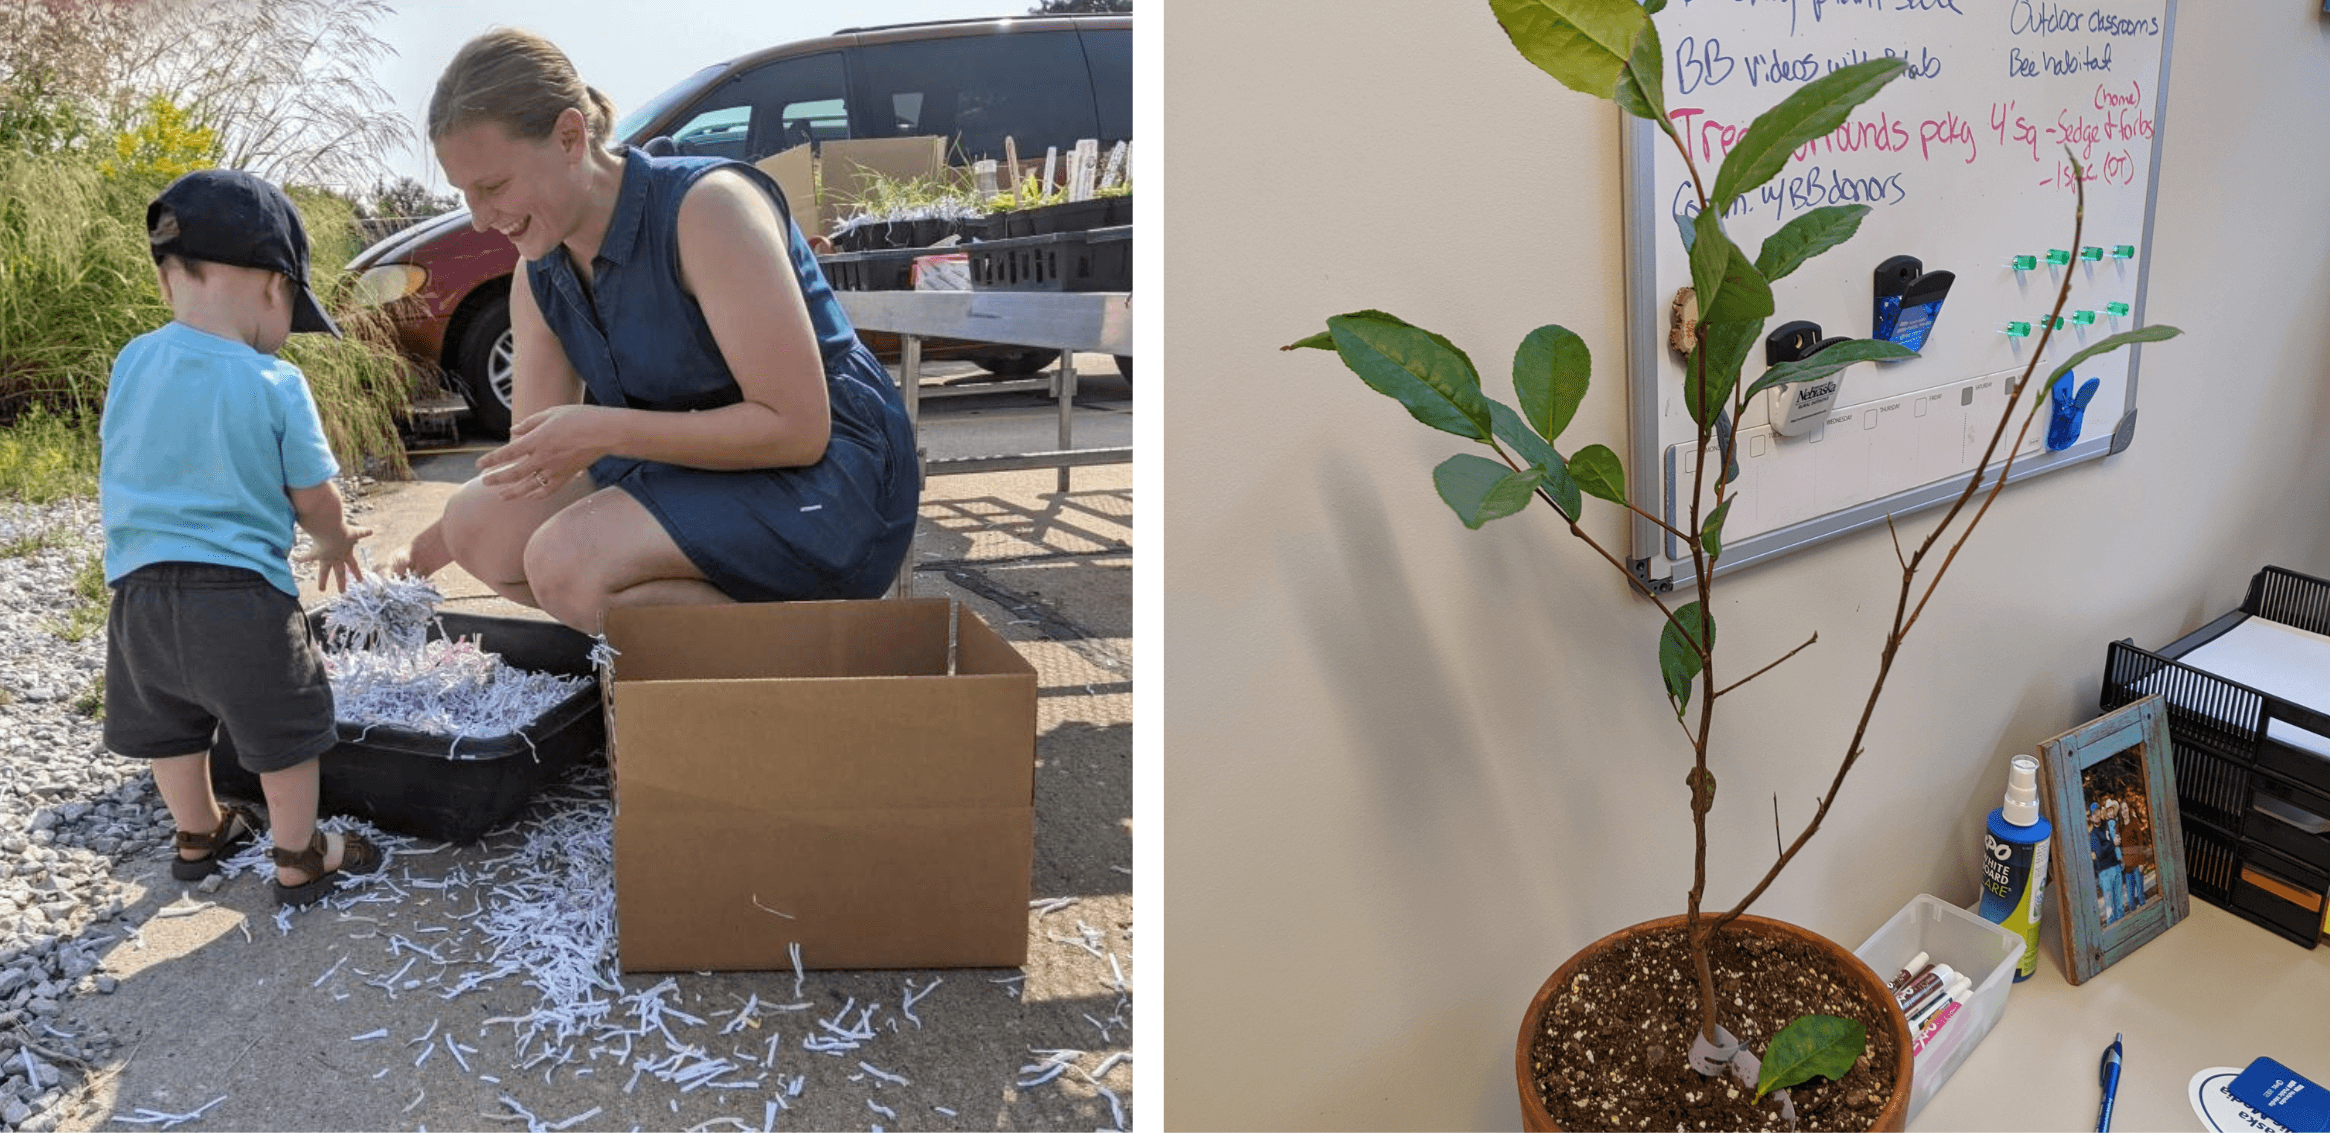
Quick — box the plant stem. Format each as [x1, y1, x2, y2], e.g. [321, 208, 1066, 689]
[1713, 158, 2091, 930]
[1711, 633, 1818, 700]
[1671, 114, 1725, 1049]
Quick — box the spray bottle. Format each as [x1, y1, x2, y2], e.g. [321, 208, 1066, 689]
[1976, 754, 2052, 981]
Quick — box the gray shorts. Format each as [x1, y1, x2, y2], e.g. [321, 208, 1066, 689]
[103, 562, 337, 774]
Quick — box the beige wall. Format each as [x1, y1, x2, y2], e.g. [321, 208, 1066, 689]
[1162, 0, 2330, 1131]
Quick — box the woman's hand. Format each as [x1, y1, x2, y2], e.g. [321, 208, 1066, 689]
[478, 405, 620, 500]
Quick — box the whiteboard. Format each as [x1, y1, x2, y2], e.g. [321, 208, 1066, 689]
[1621, 0, 2176, 592]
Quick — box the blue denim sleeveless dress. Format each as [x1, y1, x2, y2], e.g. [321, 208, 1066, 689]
[526, 147, 918, 601]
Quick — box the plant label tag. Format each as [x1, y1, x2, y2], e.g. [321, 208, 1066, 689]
[2227, 1057, 2330, 1132]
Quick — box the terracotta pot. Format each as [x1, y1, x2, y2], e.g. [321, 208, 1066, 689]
[1515, 913, 1913, 1132]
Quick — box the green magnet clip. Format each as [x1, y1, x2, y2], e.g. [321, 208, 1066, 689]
[2009, 254, 2038, 271]
[2045, 249, 2072, 266]
[2038, 315, 2065, 330]
[2003, 321, 2032, 337]
[2112, 244, 2136, 259]
[2105, 301, 2131, 317]
[2079, 246, 2105, 262]
[2071, 310, 2096, 326]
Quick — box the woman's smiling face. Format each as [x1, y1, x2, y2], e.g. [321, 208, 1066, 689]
[436, 112, 585, 261]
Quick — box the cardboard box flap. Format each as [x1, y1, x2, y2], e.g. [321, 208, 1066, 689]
[606, 600, 952, 683]
[752, 143, 817, 236]
[957, 606, 1038, 678]
[820, 135, 949, 216]
[614, 675, 1034, 810]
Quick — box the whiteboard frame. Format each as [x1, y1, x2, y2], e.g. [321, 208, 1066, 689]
[1621, 1, 2178, 595]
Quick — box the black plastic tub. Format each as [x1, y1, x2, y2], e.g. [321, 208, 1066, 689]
[966, 225, 1131, 293]
[210, 610, 604, 844]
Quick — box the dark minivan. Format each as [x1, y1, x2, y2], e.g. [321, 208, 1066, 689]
[349, 14, 1131, 435]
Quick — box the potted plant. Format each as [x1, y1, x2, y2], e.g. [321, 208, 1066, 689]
[1287, 0, 2179, 1131]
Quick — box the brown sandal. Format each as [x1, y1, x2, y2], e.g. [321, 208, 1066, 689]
[171, 803, 264, 881]
[270, 829, 384, 907]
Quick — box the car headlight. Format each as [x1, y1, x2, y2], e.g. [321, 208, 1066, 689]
[353, 263, 427, 307]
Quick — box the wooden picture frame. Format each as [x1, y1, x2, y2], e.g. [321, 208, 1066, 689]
[2038, 694, 2190, 985]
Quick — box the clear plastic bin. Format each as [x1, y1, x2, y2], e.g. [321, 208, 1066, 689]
[1852, 894, 2026, 1126]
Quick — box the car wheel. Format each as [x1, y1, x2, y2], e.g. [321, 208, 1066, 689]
[967, 349, 1060, 379]
[452, 294, 515, 439]
[1114, 355, 1132, 384]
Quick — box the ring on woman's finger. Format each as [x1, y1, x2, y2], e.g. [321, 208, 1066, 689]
[534, 471, 549, 490]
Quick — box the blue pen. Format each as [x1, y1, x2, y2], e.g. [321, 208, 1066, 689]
[2098, 1033, 2123, 1132]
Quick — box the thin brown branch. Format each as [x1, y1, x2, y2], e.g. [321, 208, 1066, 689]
[1627, 499, 1693, 544]
[1716, 161, 2093, 931]
[1711, 632, 1819, 700]
[1886, 514, 1907, 571]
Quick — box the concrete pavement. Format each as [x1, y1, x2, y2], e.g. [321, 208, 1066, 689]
[46, 357, 1133, 1132]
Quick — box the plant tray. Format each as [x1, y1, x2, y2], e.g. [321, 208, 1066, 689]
[966, 226, 1130, 293]
[210, 610, 605, 844]
[817, 250, 920, 293]
[998, 199, 1111, 238]
[2098, 564, 2330, 947]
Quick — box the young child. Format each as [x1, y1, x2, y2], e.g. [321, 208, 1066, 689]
[100, 168, 385, 906]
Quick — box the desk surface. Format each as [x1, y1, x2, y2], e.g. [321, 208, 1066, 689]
[1912, 898, 2330, 1132]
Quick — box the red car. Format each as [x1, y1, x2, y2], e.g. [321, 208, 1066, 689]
[348, 13, 1131, 436]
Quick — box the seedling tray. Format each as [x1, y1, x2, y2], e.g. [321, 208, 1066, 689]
[2099, 565, 2330, 947]
[210, 610, 604, 844]
[966, 225, 1130, 293]
[998, 199, 1110, 238]
[817, 249, 919, 293]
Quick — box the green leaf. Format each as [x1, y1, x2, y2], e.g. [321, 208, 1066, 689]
[1757, 1015, 1867, 1100]
[1641, 0, 1666, 11]
[1434, 455, 1543, 529]
[1741, 338, 1917, 405]
[1285, 330, 1336, 351]
[1684, 318, 1762, 429]
[1326, 310, 1494, 441]
[1514, 324, 1592, 444]
[1613, 21, 1670, 135]
[1690, 210, 1773, 328]
[1709, 57, 1910, 213]
[2039, 325, 2183, 399]
[1488, 0, 1650, 100]
[1658, 601, 1715, 704]
[1490, 399, 1582, 522]
[1754, 205, 1870, 282]
[1702, 496, 1733, 560]
[1569, 443, 1626, 505]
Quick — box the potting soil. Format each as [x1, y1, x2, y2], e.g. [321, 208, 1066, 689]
[1526, 925, 1899, 1132]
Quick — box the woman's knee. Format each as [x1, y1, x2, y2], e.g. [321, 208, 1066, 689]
[521, 519, 602, 629]
[441, 479, 521, 576]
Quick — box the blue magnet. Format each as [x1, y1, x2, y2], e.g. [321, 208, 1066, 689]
[2048, 374, 2100, 450]
[1873, 256, 1953, 353]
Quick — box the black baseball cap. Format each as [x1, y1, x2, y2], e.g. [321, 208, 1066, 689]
[147, 169, 340, 338]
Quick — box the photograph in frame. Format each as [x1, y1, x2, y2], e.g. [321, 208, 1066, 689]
[2039, 694, 2190, 985]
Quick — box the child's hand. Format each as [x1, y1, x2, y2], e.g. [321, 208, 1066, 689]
[300, 525, 375, 593]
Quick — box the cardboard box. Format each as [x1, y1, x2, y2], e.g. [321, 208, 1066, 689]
[753, 143, 818, 238]
[755, 135, 955, 242]
[603, 598, 1036, 972]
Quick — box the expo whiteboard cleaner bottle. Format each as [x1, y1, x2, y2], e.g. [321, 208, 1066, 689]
[1976, 754, 2052, 982]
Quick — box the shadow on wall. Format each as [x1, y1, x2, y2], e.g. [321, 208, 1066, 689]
[1289, 450, 1604, 944]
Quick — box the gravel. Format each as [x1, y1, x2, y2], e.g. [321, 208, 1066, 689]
[0, 496, 157, 1117]
[0, 485, 378, 1121]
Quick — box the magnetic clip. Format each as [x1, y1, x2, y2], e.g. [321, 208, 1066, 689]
[2048, 374, 2100, 450]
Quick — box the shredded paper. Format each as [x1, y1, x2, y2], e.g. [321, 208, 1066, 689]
[319, 574, 588, 743]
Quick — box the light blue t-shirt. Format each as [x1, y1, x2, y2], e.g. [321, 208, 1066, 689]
[100, 322, 339, 598]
